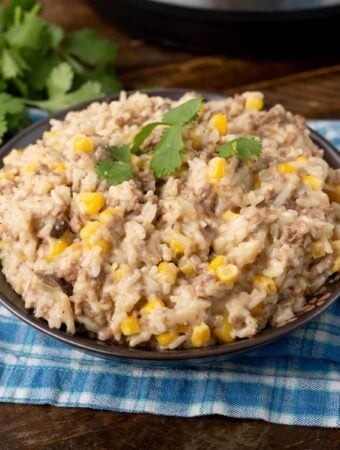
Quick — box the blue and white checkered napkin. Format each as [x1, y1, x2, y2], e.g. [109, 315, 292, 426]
[0, 121, 339, 427]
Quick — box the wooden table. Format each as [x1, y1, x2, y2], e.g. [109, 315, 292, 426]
[1, 1, 340, 448]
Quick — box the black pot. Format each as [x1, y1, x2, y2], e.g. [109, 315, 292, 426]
[88, 0, 340, 55]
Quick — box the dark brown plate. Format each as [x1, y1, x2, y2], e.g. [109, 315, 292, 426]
[0, 89, 339, 366]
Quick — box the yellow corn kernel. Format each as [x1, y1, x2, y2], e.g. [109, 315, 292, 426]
[222, 210, 239, 222]
[209, 255, 226, 272]
[25, 163, 37, 173]
[324, 184, 340, 203]
[302, 175, 321, 190]
[140, 297, 165, 315]
[18, 252, 27, 262]
[180, 264, 196, 276]
[83, 237, 109, 251]
[157, 262, 179, 285]
[179, 258, 196, 276]
[331, 240, 340, 256]
[80, 221, 101, 241]
[278, 163, 297, 175]
[211, 113, 228, 135]
[296, 156, 308, 163]
[170, 239, 185, 255]
[80, 220, 108, 250]
[78, 192, 105, 215]
[53, 162, 66, 174]
[93, 240, 110, 252]
[73, 136, 94, 153]
[251, 304, 263, 316]
[215, 264, 239, 284]
[213, 317, 234, 343]
[156, 331, 178, 346]
[254, 275, 277, 295]
[47, 238, 70, 262]
[208, 157, 227, 181]
[333, 256, 340, 272]
[245, 95, 264, 111]
[99, 208, 123, 223]
[0, 173, 15, 181]
[191, 323, 211, 347]
[121, 316, 141, 336]
[113, 263, 131, 281]
[170, 233, 195, 256]
[199, 104, 205, 114]
[177, 324, 189, 334]
[311, 240, 326, 259]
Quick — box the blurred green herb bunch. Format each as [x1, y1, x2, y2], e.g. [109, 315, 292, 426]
[0, 0, 121, 145]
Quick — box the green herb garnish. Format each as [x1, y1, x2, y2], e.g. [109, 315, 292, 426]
[96, 145, 133, 186]
[96, 98, 203, 185]
[0, 92, 30, 144]
[162, 97, 202, 125]
[131, 122, 164, 153]
[150, 124, 184, 177]
[0, 0, 121, 145]
[27, 63, 103, 112]
[218, 136, 262, 160]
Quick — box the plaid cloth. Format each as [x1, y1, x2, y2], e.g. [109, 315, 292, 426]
[0, 121, 339, 427]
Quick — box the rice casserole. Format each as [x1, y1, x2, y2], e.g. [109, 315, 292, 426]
[0, 91, 339, 349]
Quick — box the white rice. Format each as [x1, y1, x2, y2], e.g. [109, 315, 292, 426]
[0, 91, 339, 349]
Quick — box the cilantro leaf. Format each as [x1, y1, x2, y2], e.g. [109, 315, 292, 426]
[64, 29, 118, 66]
[47, 23, 64, 48]
[150, 124, 184, 177]
[11, 77, 29, 97]
[163, 98, 202, 125]
[0, 115, 7, 144]
[46, 62, 73, 98]
[5, 107, 30, 136]
[0, 0, 122, 145]
[5, 15, 46, 49]
[0, 77, 7, 92]
[51, 80, 103, 109]
[96, 159, 133, 186]
[131, 98, 203, 153]
[96, 98, 204, 185]
[0, 93, 24, 115]
[96, 145, 133, 185]
[218, 136, 262, 160]
[26, 52, 60, 91]
[0, 35, 6, 53]
[1, 0, 37, 28]
[106, 144, 131, 163]
[27, 80, 103, 113]
[131, 122, 164, 153]
[85, 68, 122, 94]
[0, 93, 28, 141]
[1, 48, 22, 78]
[218, 140, 237, 159]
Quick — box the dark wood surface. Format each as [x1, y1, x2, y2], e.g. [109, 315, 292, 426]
[1, 1, 339, 449]
[0, 404, 339, 450]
